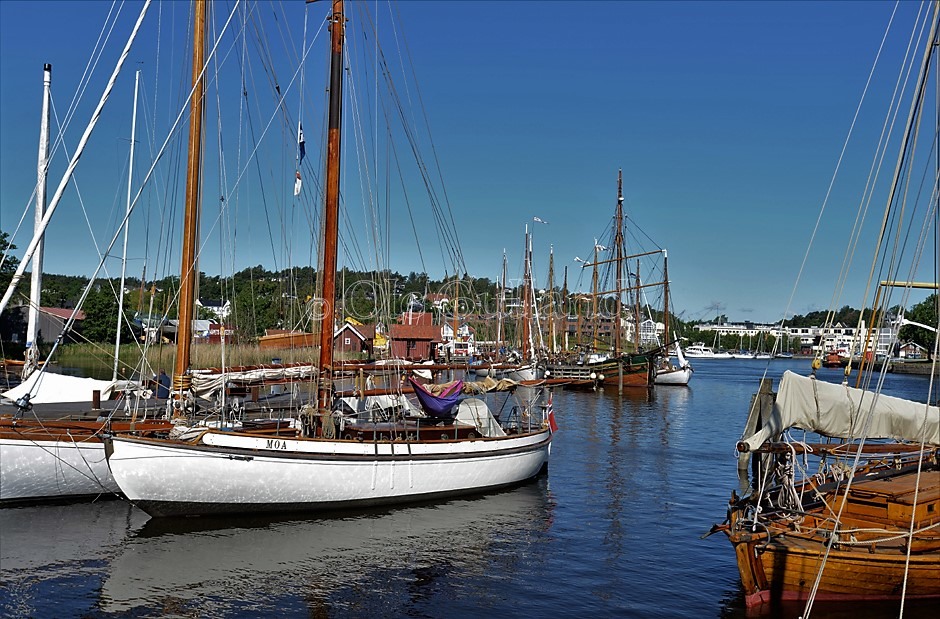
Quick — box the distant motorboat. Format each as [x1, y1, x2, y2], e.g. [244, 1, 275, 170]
[683, 343, 733, 359]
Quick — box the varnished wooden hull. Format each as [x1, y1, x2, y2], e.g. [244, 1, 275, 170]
[730, 531, 940, 607]
[546, 356, 652, 388]
[724, 465, 940, 608]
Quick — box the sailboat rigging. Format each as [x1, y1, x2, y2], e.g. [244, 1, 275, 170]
[545, 170, 673, 390]
[106, 0, 555, 518]
[713, 3, 940, 610]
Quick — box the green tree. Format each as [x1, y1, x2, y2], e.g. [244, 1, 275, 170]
[0, 231, 25, 344]
[0, 230, 19, 293]
[81, 286, 133, 344]
[899, 294, 938, 358]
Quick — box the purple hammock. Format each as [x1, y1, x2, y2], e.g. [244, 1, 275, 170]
[408, 377, 463, 418]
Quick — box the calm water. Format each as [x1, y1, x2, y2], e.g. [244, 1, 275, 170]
[1, 359, 936, 618]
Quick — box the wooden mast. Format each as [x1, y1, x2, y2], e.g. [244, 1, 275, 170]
[521, 226, 531, 359]
[590, 243, 599, 352]
[613, 169, 624, 356]
[173, 0, 207, 392]
[316, 0, 345, 419]
[634, 259, 641, 349]
[662, 250, 670, 348]
[562, 265, 569, 352]
[497, 252, 507, 356]
[452, 273, 459, 361]
[546, 245, 555, 354]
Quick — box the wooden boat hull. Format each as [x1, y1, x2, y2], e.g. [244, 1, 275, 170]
[0, 418, 172, 504]
[724, 464, 940, 608]
[258, 330, 316, 350]
[729, 532, 940, 607]
[108, 428, 552, 517]
[546, 356, 652, 388]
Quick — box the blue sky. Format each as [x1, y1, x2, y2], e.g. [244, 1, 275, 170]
[1, 1, 935, 324]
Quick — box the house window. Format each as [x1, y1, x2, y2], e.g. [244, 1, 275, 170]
[344, 338, 351, 345]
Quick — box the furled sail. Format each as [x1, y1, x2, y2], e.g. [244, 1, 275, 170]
[740, 370, 939, 451]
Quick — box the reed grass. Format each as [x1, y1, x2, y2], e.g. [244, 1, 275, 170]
[56, 342, 324, 378]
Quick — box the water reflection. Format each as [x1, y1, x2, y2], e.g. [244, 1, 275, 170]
[98, 480, 553, 616]
[0, 501, 146, 617]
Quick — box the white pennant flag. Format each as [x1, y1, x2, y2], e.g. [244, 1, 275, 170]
[293, 171, 302, 196]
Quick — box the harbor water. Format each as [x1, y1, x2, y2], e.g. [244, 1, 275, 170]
[1, 358, 936, 618]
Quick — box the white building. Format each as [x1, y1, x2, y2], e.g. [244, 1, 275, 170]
[441, 322, 476, 359]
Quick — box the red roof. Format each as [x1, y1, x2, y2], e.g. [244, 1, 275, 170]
[398, 311, 433, 326]
[390, 323, 441, 341]
[335, 323, 376, 340]
[41, 307, 85, 321]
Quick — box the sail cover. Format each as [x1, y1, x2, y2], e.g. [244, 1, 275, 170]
[1, 370, 119, 404]
[741, 370, 940, 450]
[409, 377, 462, 418]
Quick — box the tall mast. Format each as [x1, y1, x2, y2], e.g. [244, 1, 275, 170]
[546, 245, 555, 355]
[590, 244, 598, 351]
[634, 258, 641, 349]
[521, 225, 531, 359]
[497, 252, 507, 354]
[23, 63, 52, 380]
[562, 265, 569, 352]
[113, 69, 140, 382]
[613, 170, 624, 356]
[317, 0, 345, 417]
[452, 274, 459, 359]
[173, 0, 207, 391]
[662, 250, 670, 348]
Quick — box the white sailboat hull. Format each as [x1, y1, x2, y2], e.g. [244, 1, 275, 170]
[654, 367, 692, 385]
[108, 429, 552, 517]
[0, 437, 119, 503]
[505, 364, 542, 382]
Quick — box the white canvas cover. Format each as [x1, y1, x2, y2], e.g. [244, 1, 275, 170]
[1, 370, 118, 404]
[741, 370, 940, 450]
[455, 398, 506, 437]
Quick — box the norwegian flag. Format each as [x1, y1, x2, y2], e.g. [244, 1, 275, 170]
[546, 393, 558, 433]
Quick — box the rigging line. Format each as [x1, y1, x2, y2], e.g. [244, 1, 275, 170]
[0, 0, 153, 317]
[53, 1, 123, 162]
[219, 12, 329, 283]
[853, 9, 939, 373]
[387, 0, 466, 276]
[218, 24, 325, 228]
[2, 0, 243, 359]
[878, 126, 940, 338]
[886, 108, 940, 276]
[823, 5, 928, 342]
[777, 0, 903, 339]
[4, 20, 128, 273]
[865, 12, 940, 380]
[819, 5, 928, 370]
[360, 14, 463, 277]
[247, 7, 295, 288]
[209, 4, 231, 382]
[345, 39, 394, 278]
